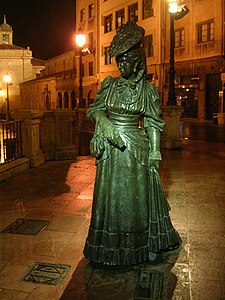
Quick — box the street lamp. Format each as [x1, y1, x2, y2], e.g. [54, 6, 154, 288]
[75, 28, 86, 108]
[167, 1, 189, 105]
[3, 73, 12, 121]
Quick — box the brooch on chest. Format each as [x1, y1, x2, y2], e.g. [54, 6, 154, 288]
[115, 79, 143, 105]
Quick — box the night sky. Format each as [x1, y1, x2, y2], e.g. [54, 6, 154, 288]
[0, 0, 76, 60]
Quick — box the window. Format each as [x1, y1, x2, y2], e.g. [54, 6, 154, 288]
[80, 9, 85, 23]
[128, 3, 138, 22]
[89, 62, 94, 76]
[104, 46, 112, 65]
[143, 0, 153, 19]
[89, 3, 94, 18]
[197, 20, 214, 44]
[2, 34, 9, 44]
[175, 28, 184, 48]
[88, 32, 94, 51]
[143, 34, 154, 57]
[104, 14, 113, 33]
[116, 9, 125, 29]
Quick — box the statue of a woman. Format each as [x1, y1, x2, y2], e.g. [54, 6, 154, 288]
[83, 22, 181, 265]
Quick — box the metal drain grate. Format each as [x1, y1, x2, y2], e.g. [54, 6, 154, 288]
[135, 270, 164, 300]
[1, 218, 50, 235]
[24, 262, 71, 285]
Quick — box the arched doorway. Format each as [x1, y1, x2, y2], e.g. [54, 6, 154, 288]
[57, 92, 62, 108]
[46, 95, 50, 110]
[71, 91, 76, 110]
[88, 90, 95, 107]
[64, 91, 69, 108]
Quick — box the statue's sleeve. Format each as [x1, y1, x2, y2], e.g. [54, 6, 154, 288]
[86, 76, 114, 122]
[144, 82, 165, 161]
[143, 82, 165, 132]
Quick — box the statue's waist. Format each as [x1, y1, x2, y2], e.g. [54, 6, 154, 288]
[108, 111, 140, 127]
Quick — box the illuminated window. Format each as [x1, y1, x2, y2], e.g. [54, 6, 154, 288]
[175, 28, 184, 47]
[197, 20, 214, 43]
[89, 62, 94, 76]
[116, 9, 125, 29]
[80, 9, 85, 23]
[143, 34, 154, 57]
[104, 14, 113, 33]
[128, 3, 138, 22]
[143, 0, 153, 19]
[3, 34, 9, 44]
[89, 3, 94, 18]
[104, 46, 112, 65]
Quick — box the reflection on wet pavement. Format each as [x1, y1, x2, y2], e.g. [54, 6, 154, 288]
[0, 137, 225, 299]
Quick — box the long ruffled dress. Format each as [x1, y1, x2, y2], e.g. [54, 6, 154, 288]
[83, 76, 181, 265]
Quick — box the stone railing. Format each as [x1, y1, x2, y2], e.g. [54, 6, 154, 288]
[40, 109, 77, 161]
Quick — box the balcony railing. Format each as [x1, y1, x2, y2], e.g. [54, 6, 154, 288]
[0, 121, 23, 165]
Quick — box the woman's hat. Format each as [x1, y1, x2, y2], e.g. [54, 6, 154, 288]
[109, 22, 145, 57]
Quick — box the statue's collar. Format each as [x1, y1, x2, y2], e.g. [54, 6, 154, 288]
[117, 76, 143, 89]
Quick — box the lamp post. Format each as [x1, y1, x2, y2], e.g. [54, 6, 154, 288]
[75, 28, 86, 108]
[167, 1, 189, 105]
[167, 1, 177, 105]
[162, 1, 190, 149]
[3, 73, 12, 122]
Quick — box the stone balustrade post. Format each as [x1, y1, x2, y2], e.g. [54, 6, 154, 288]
[161, 106, 183, 149]
[54, 109, 76, 160]
[40, 109, 77, 160]
[11, 111, 45, 167]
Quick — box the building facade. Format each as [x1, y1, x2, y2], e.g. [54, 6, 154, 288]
[75, 0, 225, 120]
[20, 0, 224, 121]
[0, 16, 45, 114]
[162, 0, 225, 120]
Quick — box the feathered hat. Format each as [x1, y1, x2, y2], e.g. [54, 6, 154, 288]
[109, 22, 145, 57]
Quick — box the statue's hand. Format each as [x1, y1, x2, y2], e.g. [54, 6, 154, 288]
[101, 118, 125, 148]
[90, 133, 105, 158]
[102, 118, 117, 143]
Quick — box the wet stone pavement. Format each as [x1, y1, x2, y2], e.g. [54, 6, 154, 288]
[0, 138, 225, 299]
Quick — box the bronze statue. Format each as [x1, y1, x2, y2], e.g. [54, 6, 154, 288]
[83, 22, 181, 265]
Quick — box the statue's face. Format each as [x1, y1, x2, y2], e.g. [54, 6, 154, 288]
[116, 55, 136, 79]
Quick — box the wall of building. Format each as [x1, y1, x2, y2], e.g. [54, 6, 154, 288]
[161, 0, 224, 119]
[0, 15, 45, 114]
[14, 0, 225, 121]
[20, 49, 98, 111]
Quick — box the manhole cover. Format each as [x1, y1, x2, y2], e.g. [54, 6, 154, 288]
[1, 218, 50, 235]
[135, 270, 164, 300]
[24, 262, 71, 285]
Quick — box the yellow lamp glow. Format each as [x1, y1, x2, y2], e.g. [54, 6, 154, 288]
[0, 89, 5, 97]
[168, 1, 178, 13]
[3, 73, 11, 83]
[75, 30, 86, 48]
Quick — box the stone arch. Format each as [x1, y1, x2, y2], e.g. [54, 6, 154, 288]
[71, 91, 76, 110]
[57, 92, 62, 108]
[88, 90, 95, 107]
[64, 91, 69, 108]
[46, 94, 50, 110]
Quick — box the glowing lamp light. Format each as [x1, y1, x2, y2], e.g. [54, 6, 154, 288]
[0, 89, 5, 97]
[169, 1, 178, 13]
[75, 30, 86, 48]
[3, 73, 11, 84]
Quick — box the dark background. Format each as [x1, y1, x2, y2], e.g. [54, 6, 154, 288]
[0, 0, 76, 60]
